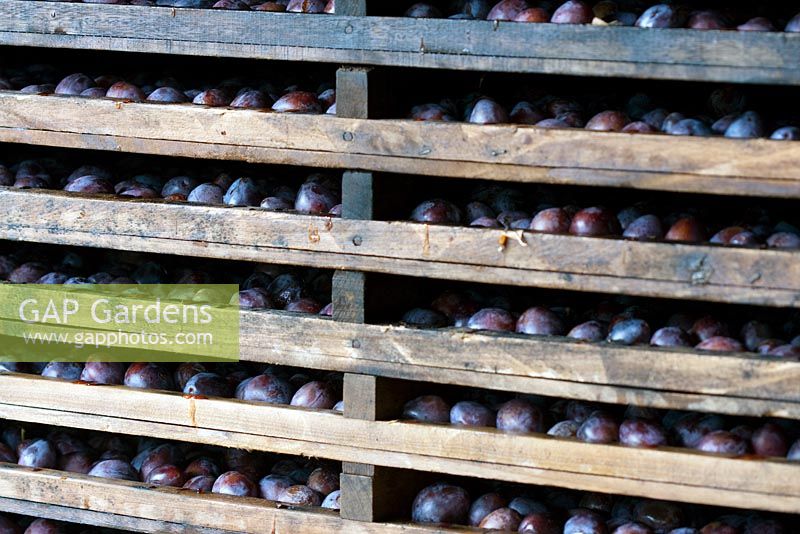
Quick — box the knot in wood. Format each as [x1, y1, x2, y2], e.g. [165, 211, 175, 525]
[342, 131, 354, 142]
[352, 235, 363, 246]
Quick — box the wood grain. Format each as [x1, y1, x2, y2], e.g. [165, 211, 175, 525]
[1, 375, 799, 512]
[1, 94, 799, 198]
[0, 189, 798, 307]
[2, 2, 800, 83]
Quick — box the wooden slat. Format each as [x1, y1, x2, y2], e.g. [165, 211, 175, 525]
[238, 311, 800, 418]
[0, 497, 237, 534]
[0, 189, 798, 307]
[0, 375, 799, 512]
[1, 94, 799, 198]
[2, 2, 800, 83]
[0, 464, 470, 534]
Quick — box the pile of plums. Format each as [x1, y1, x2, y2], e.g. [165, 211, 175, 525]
[0, 156, 341, 214]
[0, 66, 334, 114]
[21, 360, 344, 412]
[411, 481, 791, 532]
[59, 0, 336, 12]
[410, 85, 799, 140]
[402, 0, 800, 32]
[401, 389, 800, 459]
[0, 245, 333, 313]
[408, 187, 800, 249]
[0, 514, 106, 534]
[400, 288, 800, 358]
[0, 422, 341, 510]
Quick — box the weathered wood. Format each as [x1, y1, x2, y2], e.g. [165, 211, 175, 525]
[1, 189, 798, 307]
[237, 311, 800, 417]
[1, 93, 799, 197]
[1, 376, 800, 512]
[0, 464, 476, 534]
[3, 2, 800, 83]
[2, 126, 799, 199]
[336, 0, 367, 16]
[0, 497, 237, 534]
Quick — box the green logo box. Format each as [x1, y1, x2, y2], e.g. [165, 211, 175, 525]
[0, 284, 240, 363]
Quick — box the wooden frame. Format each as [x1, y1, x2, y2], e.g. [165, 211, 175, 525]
[3, 1, 800, 84]
[1, 92, 800, 198]
[1, 188, 798, 307]
[1, 373, 799, 513]
[0, 464, 470, 534]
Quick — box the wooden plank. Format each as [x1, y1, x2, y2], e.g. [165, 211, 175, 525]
[0, 377, 799, 512]
[1, 93, 799, 195]
[0, 497, 237, 534]
[0, 464, 470, 534]
[2, 2, 800, 83]
[0, 189, 798, 307]
[237, 311, 800, 416]
[2, 127, 798, 199]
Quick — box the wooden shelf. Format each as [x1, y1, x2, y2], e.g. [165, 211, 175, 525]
[3, 1, 800, 84]
[1, 92, 798, 198]
[0, 463, 464, 534]
[1, 373, 798, 513]
[2, 188, 799, 307]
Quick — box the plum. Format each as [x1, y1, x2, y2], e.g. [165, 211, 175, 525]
[510, 102, 545, 124]
[551, 0, 592, 24]
[184, 457, 220, 479]
[291, 380, 337, 409]
[230, 90, 270, 109]
[695, 430, 749, 455]
[665, 217, 706, 242]
[515, 7, 549, 22]
[80, 87, 108, 98]
[548, 420, 580, 438]
[20, 84, 55, 94]
[261, 196, 295, 211]
[55, 73, 96, 95]
[272, 92, 322, 113]
[183, 372, 232, 397]
[235, 288, 274, 310]
[285, 298, 323, 314]
[213, 0, 250, 8]
[623, 215, 663, 240]
[321, 489, 341, 509]
[667, 119, 712, 137]
[88, 459, 138, 481]
[213, 471, 258, 496]
[687, 10, 728, 30]
[183, 475, 215, 492]
[0, 443, 16, 463]
[18, 439, 56, 468]
[519, 512, 561, 534]
[450, 401, 494, 427]
[286, 0, 325, 12]
[307, 467, 339, 495]
[404, 3, 442, 17]
[607, 319, 651, 345]
[786, 13, 800, 32]
[295, 182, 338, 214]
[162, 176, 199, 197]
[696, 336, 744, 352]
[479, 507, 522, 530]
[125, 362, 175, 390]
[224, 177, 262, 206]
[22, 519, 65, 534]
[635, 5, 685, 28]
[36, 272, 69, 284]
[467, 308, 516, 332]
[496, 398, 543, 433]
[237, 374, 293, 404]
[411, 103, 456, 122]
[487, 0, 531, 21]
[568, 320, 606, 342]
[516, 307, 564, 336]
[613, 523, 654, 534]
[577, 412, 619, 443]
[619, 419, 666, 448]
[530, 208, 571, 234]
[59, 451, 94, 474]
[622, 122, 657, 134]
[770, 126, 800, 140]
[411, 483, 470, 524]
[192, 89, 231, 107]
[751, 423, 788, 457]
[402, 308, 449, 328]
[468, 492, 507, 526]
[468, 98, 509, 124]
[690, 316, 728, 341]
[278, 485, 322, 505]
[650, 327, 693, 348]
[737, 17, 775, 32]
[260, 474, 294, 500]
[564, 510, 608, 534]
[586, 111, 629, 132]
[570, 207, 621, 236]
[725, 112, 765, 139]
[403, 395, 450, 423]
[187, 183, 224, 204]
[634, 501, 683, 531]
[106, 82, 146, 102]
[147, 87, 189, 103]
[41, 362, 84, 380]
[147, 464, 186, 487]
[767, 232, 800, 249]
[8, 262, 49, 283]
[64, 175, 114, 194]
[80, 362, 126, 384]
